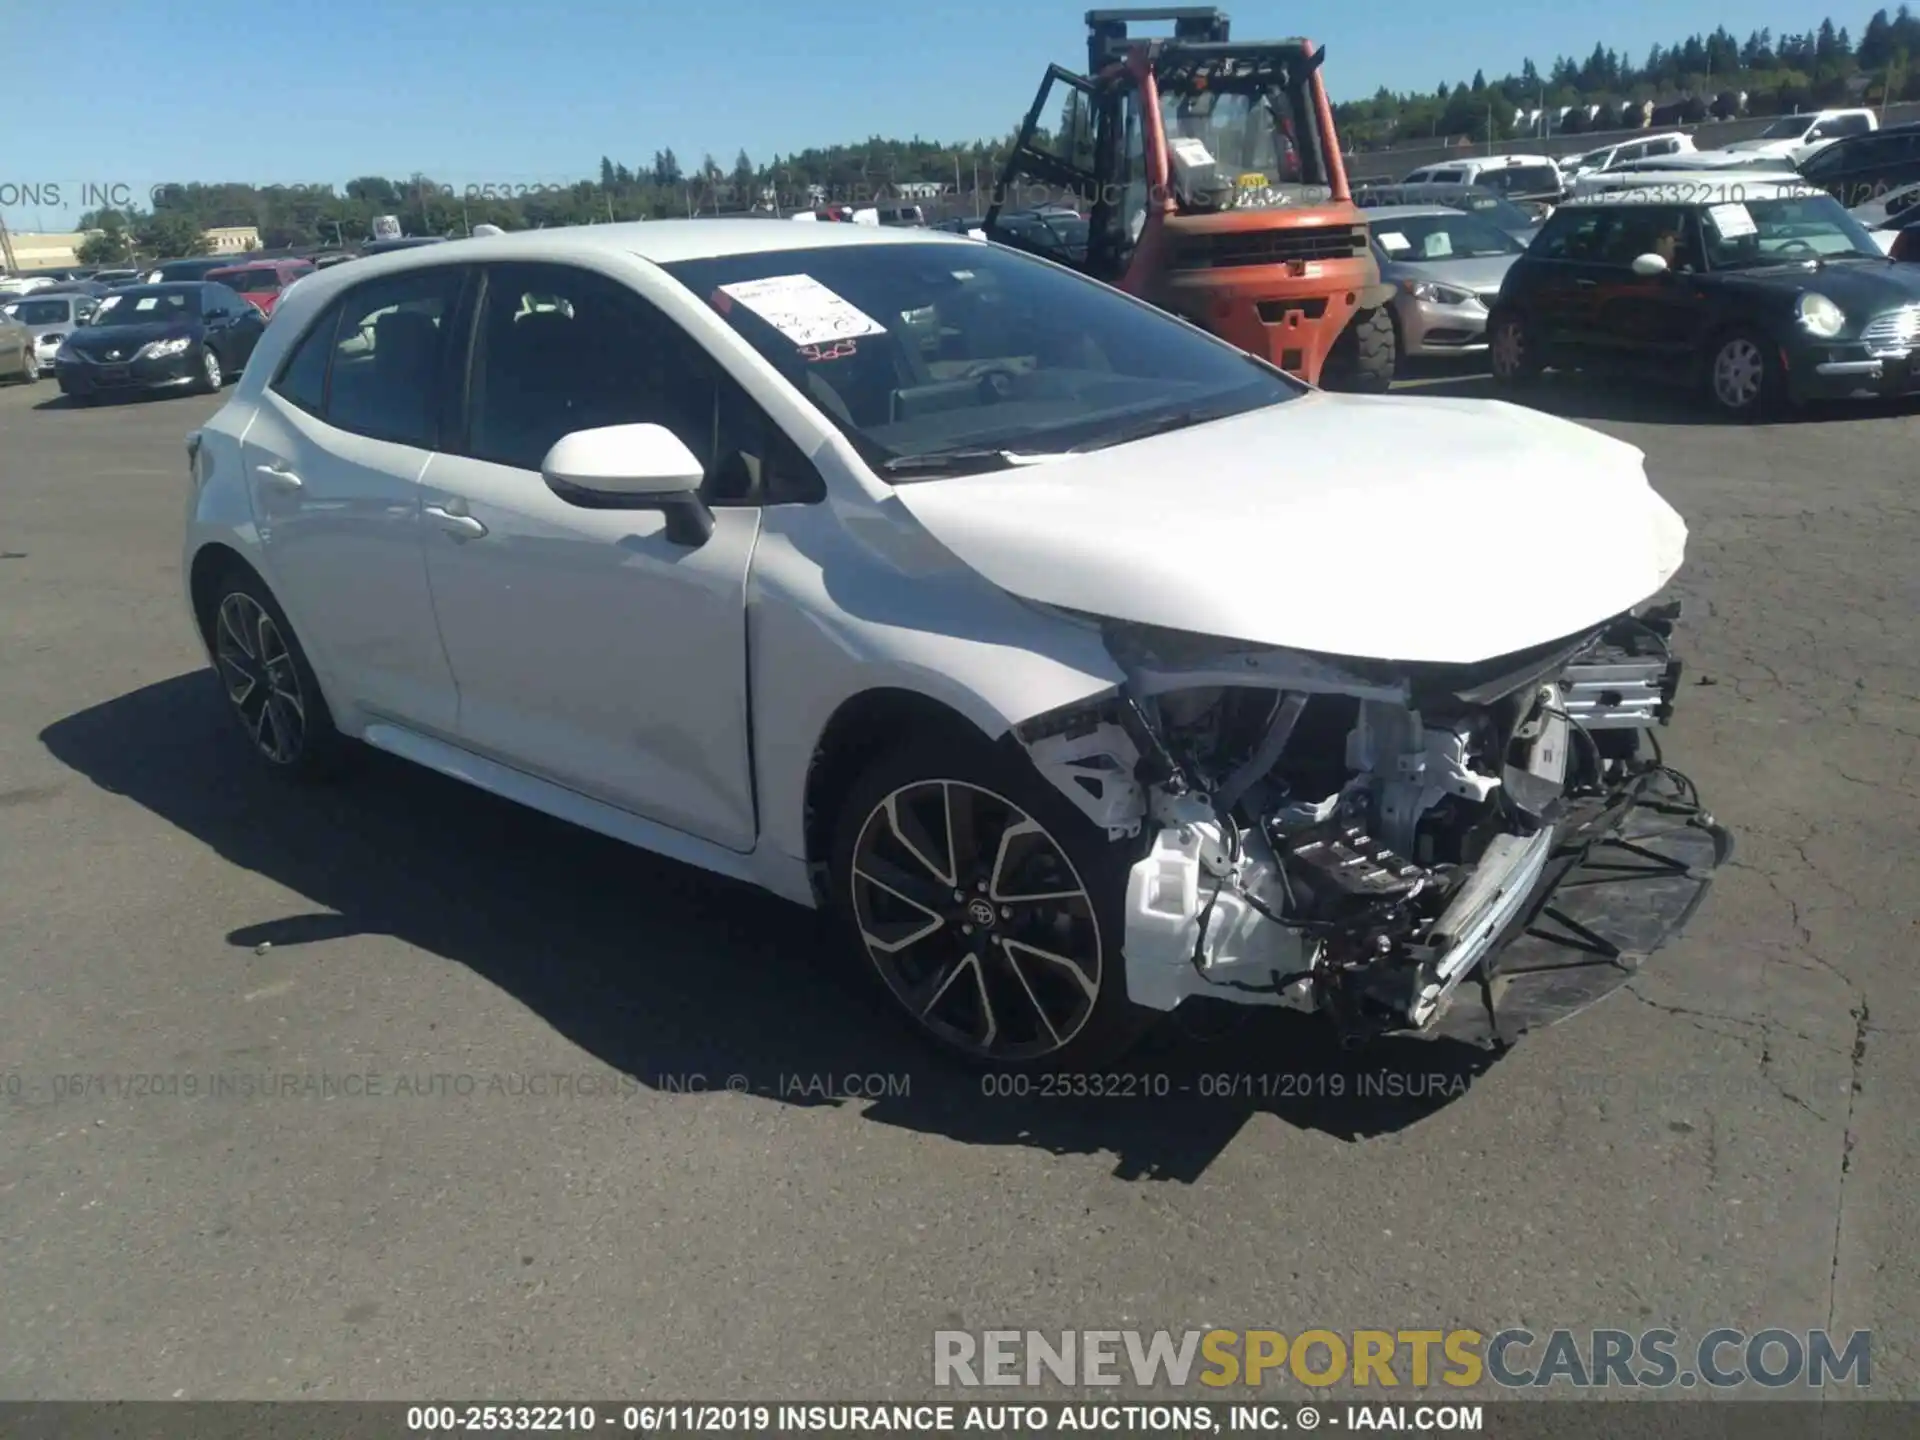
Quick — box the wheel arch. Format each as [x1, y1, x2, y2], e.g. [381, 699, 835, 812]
[801, 686, 1001, 895]
[187, 541, 260, 651]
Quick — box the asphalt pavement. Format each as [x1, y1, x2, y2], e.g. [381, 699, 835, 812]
[0, 373, 1915, 1401]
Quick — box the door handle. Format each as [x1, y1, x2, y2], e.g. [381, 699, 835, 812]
[1574, 278, 1599, 288]
[254, 462, 302, 491]
[424, 505, 487, 540]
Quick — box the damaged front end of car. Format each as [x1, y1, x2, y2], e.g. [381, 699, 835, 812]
[1015, 605, 1731, 1048]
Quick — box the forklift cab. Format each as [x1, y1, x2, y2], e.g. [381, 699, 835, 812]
[983, 8, 1393, 389]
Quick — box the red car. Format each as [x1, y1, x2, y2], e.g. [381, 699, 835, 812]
[203, 258, 316, 317]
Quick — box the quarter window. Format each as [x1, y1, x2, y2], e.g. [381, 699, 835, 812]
[270, 301, 341, 415]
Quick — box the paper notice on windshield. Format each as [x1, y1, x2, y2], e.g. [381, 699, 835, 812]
[716, 274, 887, 348]
[1707, 202, 1757, 238]
[1168, 137, 1216, 170]
[1377, 231, 1411, 253]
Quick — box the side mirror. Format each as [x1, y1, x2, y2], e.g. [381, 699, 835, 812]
[540, 423, 713, 546]
[1631, 253, 1670, 277]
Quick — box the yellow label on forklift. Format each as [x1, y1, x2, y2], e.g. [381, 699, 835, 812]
[1237, 172, 1267, 188]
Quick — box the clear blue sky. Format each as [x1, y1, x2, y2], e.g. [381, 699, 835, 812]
[3, 0, 1873, 230]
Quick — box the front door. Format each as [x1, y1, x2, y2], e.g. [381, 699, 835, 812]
[418, 260, 761, 851]
[241, 266, 467, 734]
[987, 66, 1102, 268]
[1588, 205, 1709, 376]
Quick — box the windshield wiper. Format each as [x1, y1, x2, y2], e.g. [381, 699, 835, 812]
[1066, 406, 1238, 455]
[880, 448, 1062, 476]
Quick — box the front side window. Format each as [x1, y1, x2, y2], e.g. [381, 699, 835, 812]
[463, 261, 718, 474]
[324, 267, 463, 447]
[1760, 116, 1815, 139]
[662, 240, 1300, 476]
[1531, 208, 1612, 261]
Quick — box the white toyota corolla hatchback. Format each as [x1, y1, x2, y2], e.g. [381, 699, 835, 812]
[182, 219, 1726, 1069]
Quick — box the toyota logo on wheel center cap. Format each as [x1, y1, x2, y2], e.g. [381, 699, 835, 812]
[966, 898, 996, 928]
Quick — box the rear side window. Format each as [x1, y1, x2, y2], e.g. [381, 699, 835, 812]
[324, 268, 465, 448]
[271, 303, 341, 415]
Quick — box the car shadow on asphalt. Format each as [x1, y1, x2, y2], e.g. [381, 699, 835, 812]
[40, 673, 1504, 1179]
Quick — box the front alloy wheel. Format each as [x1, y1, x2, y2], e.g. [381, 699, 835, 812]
[199, 346, 224, 392]
[215, 591, 306, 765]
[849, 778, 1104, 1064]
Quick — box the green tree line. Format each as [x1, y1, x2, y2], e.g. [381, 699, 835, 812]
[73, 6, 1920, 259]
[1338, 5, 1920, 146]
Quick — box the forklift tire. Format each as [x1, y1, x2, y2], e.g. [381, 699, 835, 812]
[1322, 307, 1395, 394]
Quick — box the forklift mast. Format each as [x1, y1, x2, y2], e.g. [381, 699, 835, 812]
[1085, 7, 1231, 72]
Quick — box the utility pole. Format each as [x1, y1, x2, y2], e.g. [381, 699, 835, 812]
[0, 211, 17, 272]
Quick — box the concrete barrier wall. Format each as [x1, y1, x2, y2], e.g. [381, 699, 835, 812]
[1343, 102, 1920, 183]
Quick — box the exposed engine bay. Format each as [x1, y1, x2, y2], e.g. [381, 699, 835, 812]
[1017, 606, 1724, 1046]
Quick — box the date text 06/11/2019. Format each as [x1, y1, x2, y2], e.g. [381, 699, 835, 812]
[403, 1403, 1483, 1434]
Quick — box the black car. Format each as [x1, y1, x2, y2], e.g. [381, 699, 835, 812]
[1355, 182, 1542, 243]
[147, 255, 255, 284]
[1796, 122, 1920, 210]
[54, 281, 266, 404]
[1486, 184, 1920, 418]
[985, 209, 1090, 264]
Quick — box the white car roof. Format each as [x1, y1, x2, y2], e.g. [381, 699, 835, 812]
[451, 218, 968, 266]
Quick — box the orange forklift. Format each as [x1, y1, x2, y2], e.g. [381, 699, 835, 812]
[985, 7, 1395, 390]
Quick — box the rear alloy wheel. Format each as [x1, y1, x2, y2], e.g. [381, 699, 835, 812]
[1488, 311, 1541, 387]
[832, 738, 1146, 1069]
[208, 568, 349, 780]
[1706, 329, 1782, 420]
[197, 346, 223, 394]
[20, 348, 39, 383]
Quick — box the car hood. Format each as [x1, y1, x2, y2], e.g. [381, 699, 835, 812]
[1721, 256, 1920, 308]
[890, 393, 1688, 666]
[1382, 253, 1517, 297]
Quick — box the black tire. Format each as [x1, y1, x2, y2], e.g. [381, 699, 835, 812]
[18, 347, 39, 384]
[195, 344, 224, 395]
[1488, 308, 1543, 387]
[201, 562, 352, 782]
[1322, 306, 1396, 392]
[1703, 326, 1784, 421]
[828, 731, 1153, 1071]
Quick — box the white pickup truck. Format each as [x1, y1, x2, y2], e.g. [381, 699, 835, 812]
[1719, 108, 1878, 166]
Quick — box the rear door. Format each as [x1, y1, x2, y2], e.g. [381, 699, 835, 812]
[240, 266, 468, 733]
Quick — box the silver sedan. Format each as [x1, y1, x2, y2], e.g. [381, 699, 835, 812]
[1367, 205, 1528, 363]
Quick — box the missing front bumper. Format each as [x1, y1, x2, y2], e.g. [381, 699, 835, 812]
[1419, 771, 1732, 1047]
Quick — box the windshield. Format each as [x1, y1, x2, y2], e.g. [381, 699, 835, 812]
[1759, 116, 1815, 139]
[1450, 191, 1538, 230]
[1157, 73, 1331, 211]
[216, 269, 281, 294]
[92, 287, 202, 324]
[1370, 212, 1523, 261]
[7, 298, 71, 324]
[661, 241, 1299, 475]
[1702, 195, 1884, 267]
